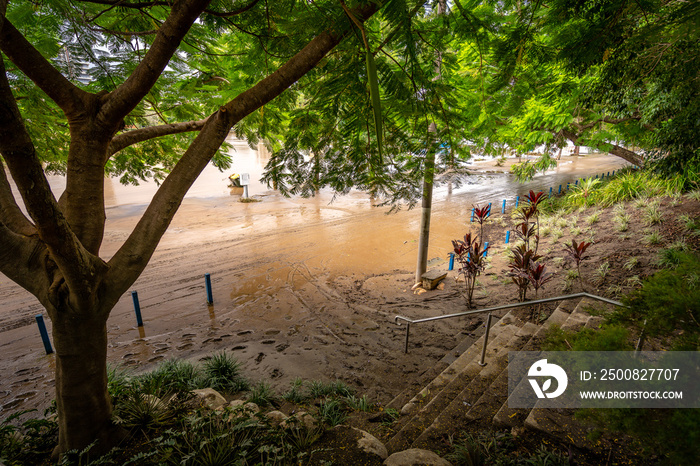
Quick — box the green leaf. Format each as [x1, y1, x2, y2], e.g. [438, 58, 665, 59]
[365, 48, 383, 165]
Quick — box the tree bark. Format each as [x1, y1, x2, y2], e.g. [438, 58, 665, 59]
[561, 129, 643, 166]
[51, 307, 126, 457]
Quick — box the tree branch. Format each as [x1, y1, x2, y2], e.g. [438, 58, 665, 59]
[105, 1, 381, 303]
[0, 55, 105, 309]
[97, 0, 213, 125]
[561, 128, 643, 165]
[107, 118, 209, 158]
[0, 161, 36, 237]
[0, 20, 89, 119]
[0, 222, 50, 302]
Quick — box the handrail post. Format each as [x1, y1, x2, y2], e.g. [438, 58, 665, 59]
[478, 313, 493, 366]
[404, 323, 411, 354]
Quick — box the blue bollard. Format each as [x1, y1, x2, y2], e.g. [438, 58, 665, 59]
[575, 179, 579, 186]
[448, 253, 455, 271]
[607, 171, 610, 177]
[515, 196, 519, 208]
[566, 182, 570, 190]
[487, 202, 492, 218]
[502, 199, 506, 214]
[205, 273, 214, 305]
[505, 230, 510, 244]
[35, 314, 53, 355]
[549, 187, 553, 197]
[132, 291, 144, 327]
[558, 184, 562, 194]
[483, 242, 489, 257]
[470, 207, 475, 223]
[612, 170, 615, 176]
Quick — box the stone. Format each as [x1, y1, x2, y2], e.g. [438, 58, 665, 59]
[266, 410, 289, 427]
[354, 427, 388, 460]
[384, 448, 453, 466]
[309, 425, 387, 465]
[281, 411, 317, 431]
[191, 388, 227, 410]
[421, 269, 447, 290]
[229, 399, 260, 416]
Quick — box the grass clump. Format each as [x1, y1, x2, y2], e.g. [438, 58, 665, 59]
[202, 351, 249, 393]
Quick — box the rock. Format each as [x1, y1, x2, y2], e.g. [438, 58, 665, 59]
[384, 448, 452, 466]
[229, 400, 260, 416]
[413, 288, 427, 295]
[355, 427, 388, 460]
[281, 411, 317, 431]
[191, 388, 227, 410]
[309, 425, 387, 464]
[436, 283, 445, 290]
[266, 410, 289, 427]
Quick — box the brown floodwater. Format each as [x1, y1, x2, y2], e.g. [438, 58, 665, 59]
[0, 141, 629, 419]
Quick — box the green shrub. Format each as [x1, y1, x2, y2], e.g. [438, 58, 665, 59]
[135, 359, 204, 397]
[615, 252, 700, 350]
[202, 351, 249, 393]
[542, 324, 632, 351]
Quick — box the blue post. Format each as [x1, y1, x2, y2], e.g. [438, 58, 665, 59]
[612, 170, 615, 176]
[505, 230, 510, 244]
[132, 291, 144, 327]
[607, 171, 610, 177]
[558, 184, 562, 194]
[487, 202, 492, 218]
[566, 182, 570, 190]
[35, 314, 53, 355]
[515, 196, 520, 208]
[205, 273, 214, 305]
[448, 253, 455, 271]
[483, 242, 489, 257]
[470, 208, 475, 223]
[502, 199, 506, 214]
[549, 187, 553, 197]
[575, 179, 579, 186]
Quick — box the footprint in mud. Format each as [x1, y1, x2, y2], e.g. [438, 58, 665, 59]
[182, 333, 196, 339]
[153, 347, 170, 354]
[264, 329, 281, 336]
[177, 343, 193, 351]
[122, 353, 136, 359]
[261, 340, 276, 345]
[255, 353, 265, 364]
[237, 330, 253, 336]
[275, 344, 289, 352]
[231, 345, 247, 351]
[148, 355, 165, 363]
[14, 367, 39, 376]
[203, 338, 222, 344]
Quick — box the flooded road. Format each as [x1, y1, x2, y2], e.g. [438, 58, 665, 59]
[0, 141, 629, 417]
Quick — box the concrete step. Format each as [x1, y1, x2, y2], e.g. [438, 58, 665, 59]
[492, 300, 579, 429]
[383, 329, 481, 413]
[386, 319, 521, 454]
[397, 312, 519, 418]
[411, 322, 539, 450]
[463, 322, 540, 423]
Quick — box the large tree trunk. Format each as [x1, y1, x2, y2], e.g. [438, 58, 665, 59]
[50, 304, 126, 457]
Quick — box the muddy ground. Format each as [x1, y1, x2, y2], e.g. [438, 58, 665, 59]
[4, 153, 691, 423]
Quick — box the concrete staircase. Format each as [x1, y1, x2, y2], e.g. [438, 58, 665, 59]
[385, 297, 611, 454]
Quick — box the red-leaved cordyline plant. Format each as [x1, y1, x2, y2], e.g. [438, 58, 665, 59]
[508, 244, 542, 302]
[528, 262, 554, 320]
[452, 232, 488, 308]
[565, 239, 593, 291]
[508, 190, 548, 304]
[473, 204, 491, 241]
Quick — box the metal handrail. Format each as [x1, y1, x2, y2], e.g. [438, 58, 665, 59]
[394, 292, 625, 360]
